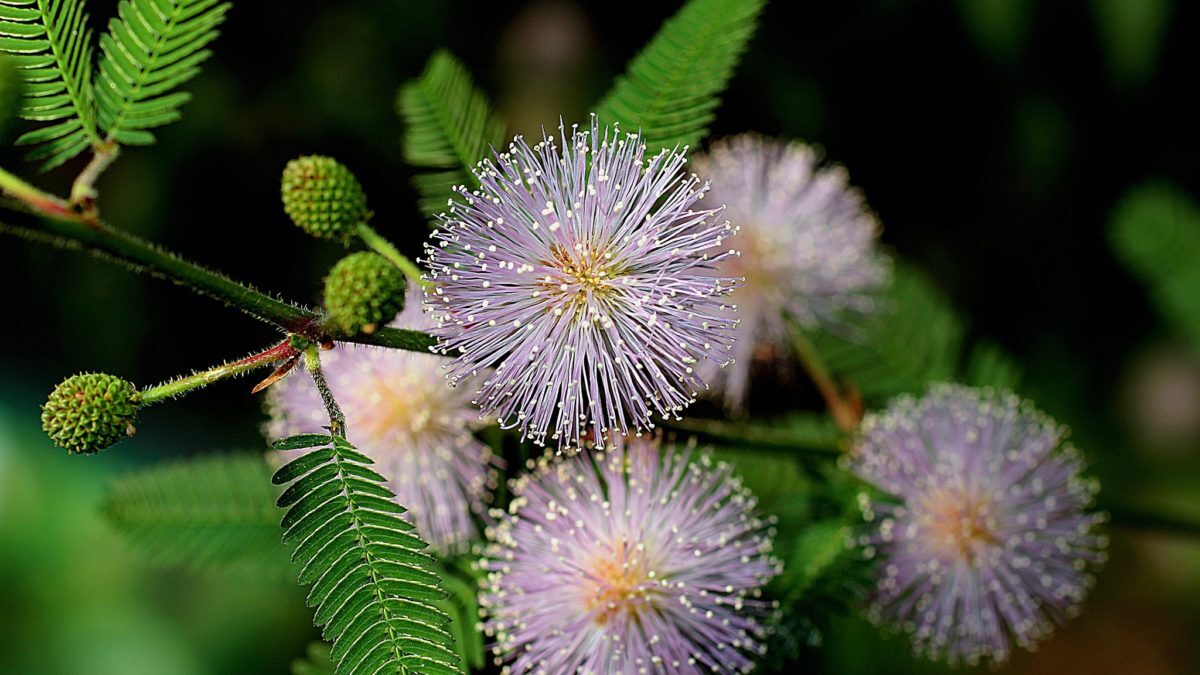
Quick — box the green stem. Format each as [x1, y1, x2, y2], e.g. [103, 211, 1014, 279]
[351, 325, 438, 352]
[141, 339, 300, 405]
[0, 166, 79, 222]
[663, 416, 843, 457]
[70, 142, 121, 212]
[3, 168, 441, 353]
[1, 212, 319, 332]
[356, 222, 429, 288]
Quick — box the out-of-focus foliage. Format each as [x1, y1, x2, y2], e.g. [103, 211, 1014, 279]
[1090, 0, 1171, 87]
[957, 0, 1034, 67]
[0, 400, 310, 674]
[103, 451, 486, 671]
[963, 340, 1024, 392]
[810, 265, 963, 401]
[291, 642, 334, 675]
[595, 0, 766, 153]
[810, 264, 1024, 402]
[103, 453, 293, 577]
[397, 49, 506, 218]
[1110, 184, 1200, 353]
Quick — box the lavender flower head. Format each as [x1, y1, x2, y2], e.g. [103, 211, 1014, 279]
[266, 287, 497, 553]
[480, 437, 780, 674]
[423, 117, 740, 449]
[693, 135, 889, 410]
[849, 384, 1108, 665]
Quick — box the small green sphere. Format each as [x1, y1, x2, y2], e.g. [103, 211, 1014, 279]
[0, 55, 25, 140]
[41, 373, 141, 454]
[324, 252, 407, 335]
[281, 156, 367, 244]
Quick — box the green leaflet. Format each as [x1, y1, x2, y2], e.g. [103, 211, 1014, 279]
[0, 0, 226, 167]
[594, 0, 767, 154]
[0, 0, 100, 169]
[1110, 183, 1200, 352]
[94, 0, 229, 145]
[397, 50, 507, 219]
[103, 453, 295, 579]
[272, 433, 462, 675]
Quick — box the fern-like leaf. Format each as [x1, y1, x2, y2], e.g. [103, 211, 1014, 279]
[397, 50, 506, 218]
[94, 0, 229, 145]
[594, 0, 766, 154]
[290, 563, 482, 675]
[0, 0, 101, 169]
[104, 453, 294, 578]
[1110, 183, 1200, 351]
[273, 433, 462, 675]
[809, 264, 965, 403]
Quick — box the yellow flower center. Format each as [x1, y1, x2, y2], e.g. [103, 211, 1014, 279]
[583, 541, 653, 626]
[914, 486, 998, 560]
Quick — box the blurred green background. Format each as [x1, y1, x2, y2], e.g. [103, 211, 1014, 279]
[2, 0, 1199, 672]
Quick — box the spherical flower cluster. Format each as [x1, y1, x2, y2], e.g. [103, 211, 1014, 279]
[266, 287, 497, 553]
[423, 118, 740, 449]
[323, 251, 407, 335]
[693, 135, 889, 410]
[280, 155, 367, 244]
[480, 437, 780, 674]
[848, 384, 1108, 665]
[41, 372, 141, 454]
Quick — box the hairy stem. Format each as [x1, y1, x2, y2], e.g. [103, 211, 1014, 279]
[304, 346, 346, 436]
[141, 339, 300, 405]
[2, 211, 319, 332]
[2, 171, 440, 353]
[356, 221, 429, 288]
[0, 167, 79, 222]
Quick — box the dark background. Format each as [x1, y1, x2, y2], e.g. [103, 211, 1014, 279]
[2, 1, 1198, 672]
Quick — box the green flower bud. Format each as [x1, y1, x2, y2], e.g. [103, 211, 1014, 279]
[0, 55, 24, 140]
[281, 156, 368, 244]
[41, 373, 141, 454]
[323, 252, 407, 335]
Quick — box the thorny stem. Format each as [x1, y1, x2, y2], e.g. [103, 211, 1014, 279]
[788, 324, 862, 432]
[0, 165, 438, 353]
[1, 208, 319, 332]
[304, 346, 346, 436]
[141, 338, 300, 405]
[356, 221, 429, 288]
